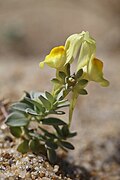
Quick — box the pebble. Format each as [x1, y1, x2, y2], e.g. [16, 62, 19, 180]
[53, 165, 59, 173]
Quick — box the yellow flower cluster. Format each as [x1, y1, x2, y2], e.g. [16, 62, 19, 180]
[39, 31, 109, 87]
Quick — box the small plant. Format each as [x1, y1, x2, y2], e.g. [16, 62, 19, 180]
[5, 31, 109, 163]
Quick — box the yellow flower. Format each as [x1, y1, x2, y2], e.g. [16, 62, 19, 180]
[65, 31, 96, 66]
[39, 46, 66, 70]
[87, 57, 109, 87]
[65, 31, 109, 87]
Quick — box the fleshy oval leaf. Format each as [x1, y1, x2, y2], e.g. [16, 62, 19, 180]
[6, 112, 28, 127]
[41, 117, 67, 126]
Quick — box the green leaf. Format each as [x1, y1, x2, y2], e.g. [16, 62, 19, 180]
[61, 126, 77, 138]
[77, 89, 88, 95]
[62, 88, 71, 98]
[45, 91, 55, 104]
[53, 126, 63, 138]
[17, 140, 29, 153]
[60, 141, 75, 150]
[67, 132, 77, 138]
[62, 125, 69, 137]
[25, 108, 42, 116]
[78, 79, 88, 86]
[45, 140, 58, 150]
[50, 110, 65, 115]
[41, 117, 67, 126]
[76, 69, 83, 79]
[5, 112, 29, 127]
[29, 132, 46, 141]
[30, 91, 43, 100]
[66, 63, 70, 76]
[24, 97, 45, 113]
[24, 91, 31, 98]
[47, 149, 57, 163]
[20, 99, 34, 109]
[39, 126, 57, 139]
[51, 78, 61, 84]
[56, 101, 70, 109]
[54, 100, 70, 109]
[29, 139, 46, 154]
[21, 94, 34, 109]
[10, 127, 22, 138]
[29, 139, 40, 153]
[39, 95, 51, 110]
[57, 99, 68, 105]
[56, 111, 65, 115]
[54, 87, 64, 96]
[11, 102, 31, 113]
[59, 71, 66, 81]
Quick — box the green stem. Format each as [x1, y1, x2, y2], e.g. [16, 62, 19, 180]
[68, 90, 78, 127]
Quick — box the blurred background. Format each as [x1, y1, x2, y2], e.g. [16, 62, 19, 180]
[0, 0, 120, 166]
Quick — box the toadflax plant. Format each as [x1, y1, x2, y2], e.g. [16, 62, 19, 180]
[5, 31, 109, 163]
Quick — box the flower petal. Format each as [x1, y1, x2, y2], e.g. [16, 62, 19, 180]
[39, 61, 45, 68]
[77, 32, 96, 71]
[39, 46, 66, 70]
[65, 31, 96, 72]
[65, 32, 84, 64]
[88, 57, 109, 87]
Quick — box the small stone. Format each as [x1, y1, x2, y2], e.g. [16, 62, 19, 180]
[33, 171, 38, 176]
[19, 171, 26, 178]
[42, 178, 50, 180]
[0, 124, 7, 130]
[2, 153, 12, 159]
[34, 166, 40, 171]
[0, 157, 3, 162]
[52, 176, 57, 180]
[39, 172, 45, 178]
[0, 165, 6, 171]
[9, 159, 14, 166]
[4, 136, 13, 142]
[53, 165, 59, 173]
[28, 153, 35, 158]
[32, 158, 37, 163]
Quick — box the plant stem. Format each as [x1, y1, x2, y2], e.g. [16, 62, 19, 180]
[68, 90, 78, 127]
